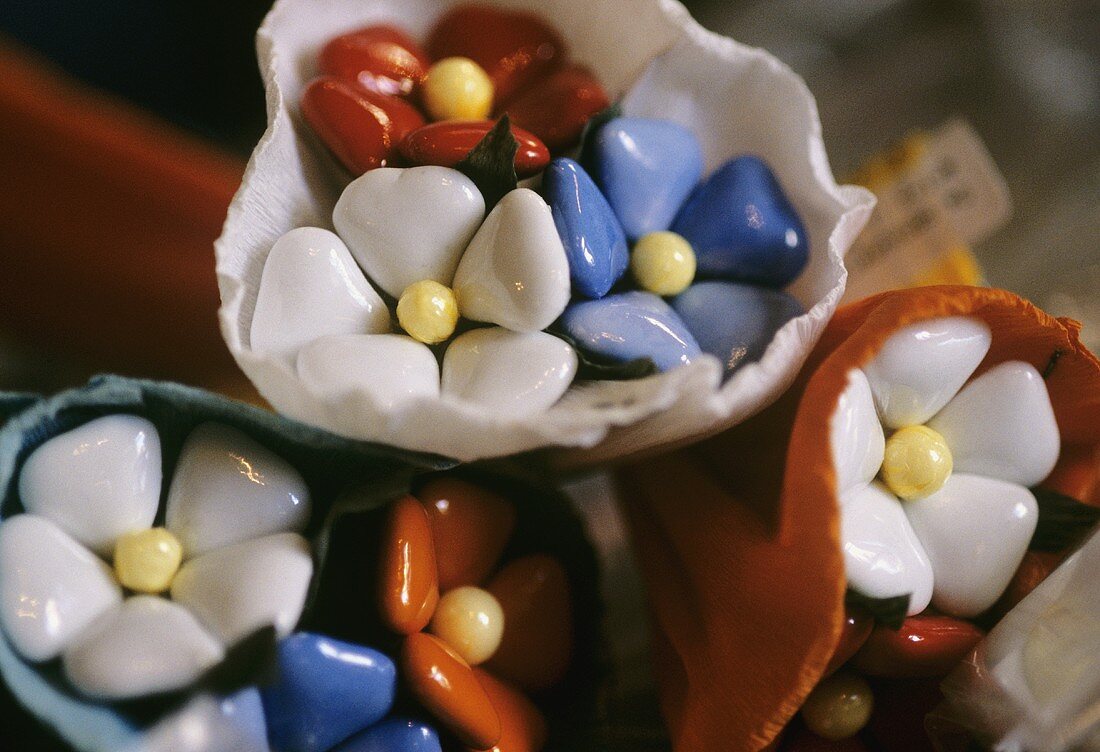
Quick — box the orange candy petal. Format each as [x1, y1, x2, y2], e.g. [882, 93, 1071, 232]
[852, 615, 984, 679]
[486, 554, 572, 691]
[471, 669, 548, 752]
[378, 495, 439, 634]
[417, 477, 516, 591]
[401, 633, 502, 749]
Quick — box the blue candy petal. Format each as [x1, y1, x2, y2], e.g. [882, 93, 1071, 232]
[544, 158, 629, 299]
[559, 291, 701, 372]
[331, 718, 442, 752]
[261, 633, 396, 752]
[672, 156, 808, 287]
[593, 117, 703, 241]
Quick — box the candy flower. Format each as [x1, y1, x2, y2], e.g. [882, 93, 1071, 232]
[0, 416, 314, 700]
[830, 316, 1060, 617]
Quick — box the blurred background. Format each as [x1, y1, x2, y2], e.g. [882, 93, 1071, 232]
[0, 0, 1098, 747]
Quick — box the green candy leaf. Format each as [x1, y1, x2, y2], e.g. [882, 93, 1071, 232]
[845, 589, 910, 630]
[1030, 487, 1100, 552]
[578, 99, 623, 177]
[455, 115, 519, 210]
[548, 329, 658, 381]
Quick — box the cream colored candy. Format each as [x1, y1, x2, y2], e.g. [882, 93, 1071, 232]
[398, 280, 460, 345]
[801, 672, 874, 740]
[428, 586, 504, 666]
[881, 425, 953, 500]
[114, 528, 184, 594]
[631, 231, 696, 296]
[422, 58, 494, 121]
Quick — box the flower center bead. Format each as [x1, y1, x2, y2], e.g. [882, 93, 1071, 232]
[422, 57, 494, 121]
[881, 425, 953, 500]
[631, 231, 697, 296]
[428, 586, 504, 666]
[397, 280, 460, 344]
[113, 527, 183, 594]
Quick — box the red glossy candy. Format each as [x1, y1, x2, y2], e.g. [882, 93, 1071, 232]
[378, 495, 440, 634]
[399, 121, 550, 178]
[301, 76, 426, 175]
[823, 607, 873, 676]
[852, 615, 984, 678]
[319, 25, 432, 97]
[472, 669, 548, 752]
[502, 65, 610, 152]
[427, 4, 567, 106]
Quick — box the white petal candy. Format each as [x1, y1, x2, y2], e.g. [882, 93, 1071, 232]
[18, 415, 161, 555]
[63, 596, 223, 699]
[136, 689, 270, 752]
[927, 361, 1060, 487]
[830, 369, 885, 494]
[170, 533, 313, 645]
[250, 227, 390, 363]
[166, 423, 311, 558]
[453, 188, 571, 332]
[0, 515, 122, 662]
[442, 328, 578, 418]
[296, 334, 441, 410]
[333, 166, 485, 297]
[864, 316, 991, 429]
[839, 482, 933, 615]
[904, 473, 1037, 617]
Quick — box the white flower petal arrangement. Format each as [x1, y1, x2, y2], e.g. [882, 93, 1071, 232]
[216, 0, 875, 462]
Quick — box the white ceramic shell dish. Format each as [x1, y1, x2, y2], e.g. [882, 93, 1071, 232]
[215, 0, 876, 463]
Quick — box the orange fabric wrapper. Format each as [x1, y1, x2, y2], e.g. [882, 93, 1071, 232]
[615, 286, 1100, 751]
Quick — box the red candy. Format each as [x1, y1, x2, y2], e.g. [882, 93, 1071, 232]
[823, 607, 873, 676]
[399, 121, 550, 178]
[427, 4, 567, 106]
[852, 615, 984, 678]
[319, 25, 432, 97]
[301, 76, 426, 174]
[502, 65, 609, 152]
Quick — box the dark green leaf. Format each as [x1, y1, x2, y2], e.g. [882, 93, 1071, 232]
[1030, 487, 1100, 552]
[845, 589, 910, 630]
[578, 100, 623, 178]
[455, 115, 518, 209]
[548, 329, 658, 381]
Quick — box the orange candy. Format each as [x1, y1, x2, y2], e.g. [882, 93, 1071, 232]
[502, 65, 610, 152]
[851, 615, 984, 678]
[319, 24, 432, 97]
[401, 633, 502, 749]
[472, 669, 549, 752]
[486, 554, 572, 691]
[378, 495, 439, 634]
[417, 477, 516, 591]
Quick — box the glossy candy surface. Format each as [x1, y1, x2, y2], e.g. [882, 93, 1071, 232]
[261, 632, 397, 752]
[800, 672, 873, 741]
[631, 231, 697, 296]
[378, 496, 439, 634]
[297, 334, 442, 409]
[397, 280, 459, 345]
[823, 607, 873, 676]
[320, 25, 431, 97]
[301, 76, 426, 174]
[399, 121, 549, 178]
[559, 291, 701, 372]
[542, 157, 628, 299]
[427, 5, 566, 106]
[504, 65, 609, 152]
[880, 425, 953, 501]
[333, 718, 442, 752]
[422, 58, 495, 121]
[672, 156, 807, 287]
[473, 669, 549, 752]
[852, 615, 984, 678]
[113, 527, 183, 594]
[429, 586, 505, 666]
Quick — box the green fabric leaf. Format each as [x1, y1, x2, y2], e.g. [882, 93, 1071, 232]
[1030, 487, 1100, 552]
[548, 329, 658, 381]
[845, 589, 910, 630]
[578, 100, 623, 178]
[455, 115, 519, 210]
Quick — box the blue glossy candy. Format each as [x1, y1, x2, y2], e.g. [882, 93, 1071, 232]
[559, 290, 701, 372]
[331, 718, 442, 752]
[543, 158, 629, 299]
[261, 633, 397, 752]
[592, 117, 703, 241]
[672, 281, 803, 376]
[672, 156, 808, 287]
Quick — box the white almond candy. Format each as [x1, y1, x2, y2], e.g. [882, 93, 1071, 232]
[63, 596, 223, 699]
[18, 415, 161, 555]
[296, 334, 440, 410]
[136, 689, 270, 752]
[250, 227, 389, 362]
[333, 166, 485, 297]
[839, 482, 933, 615]
[442, 328, 578, 417]
[905, 474, 1037, 617]
[166, 423, 311, 558]
[171, 533, 313, 645]
[864, 316, 991, 429]
[0, 515, 122, 661]
[928, 361, 1060, 487]
[453, 189, 571, 332]
[830, 369, 886, 494]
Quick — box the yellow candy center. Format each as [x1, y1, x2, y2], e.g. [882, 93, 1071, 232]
[422, 57, 494, 122]
[428, 586, 504, 666]
[114, 528, 183, 594]
[631, 231, 697, 296]
[881, 425, 953, 500]
[397, 280, 460, 345]
[801, 672, 874, 740]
